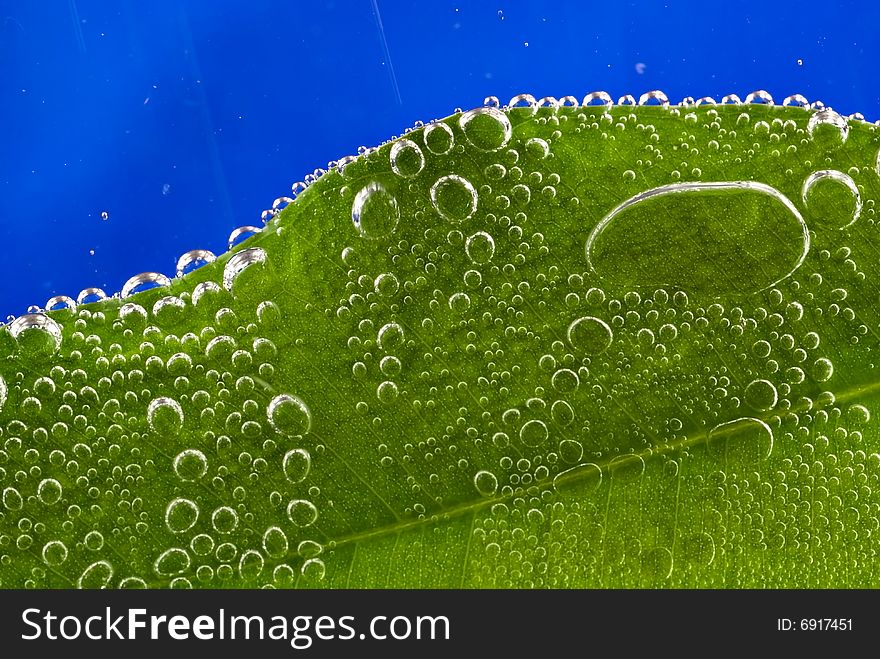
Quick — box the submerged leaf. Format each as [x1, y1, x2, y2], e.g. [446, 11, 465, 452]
[1, 97, 880, 588]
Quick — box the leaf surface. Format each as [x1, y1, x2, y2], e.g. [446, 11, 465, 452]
[2, 100, 879, 587]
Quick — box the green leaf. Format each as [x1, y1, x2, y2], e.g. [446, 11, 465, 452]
[2, 98, 880, 588]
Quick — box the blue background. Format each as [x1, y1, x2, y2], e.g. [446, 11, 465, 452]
[1, 0, 878, 319]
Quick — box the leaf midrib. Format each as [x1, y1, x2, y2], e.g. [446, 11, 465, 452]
[321, 374, 880, 552]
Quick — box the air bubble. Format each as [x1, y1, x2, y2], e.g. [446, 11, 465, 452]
[268, 394, 312, 436]
[431, 174, 478, 222]
[228, 225, 262, 250]
[77, 287, 107, 305]
[374, 272, 400, 296]
[802, 170, 861, 230]
[448, 292, 471, 312]
[78, 560, 113, 588]
[464, 231, 496, 263]
[166, 498, 200, 533]
[2, 487, 23, 510]
[638, 90, 669, 106]
[377, 322, 405, 351]
[390, 138, 425, 177]
[211, 506, 239, 534]
[583, 91, 613, 107]
[192, 281, 223, 307]
[744, 379, 778, 411]
[551, 400, 575, 428]
[473, 470, 499, 496]
[812, 357, 834, 382]
[423, 122, 454, 155]
[121, 272, 172, 298]
[459, 107, 512, 151]
[41, 540, 68, 566]
[154, 548, 191, 577]
[46, 295, 77, 313]
[147, 397, 184, 435]
[238, 550, 264, 580]
[287, 499, 318, 527]
[262, 526, 289, 558]
[301, 557, 326, 581]
[9, 314, 63, 353]
[744, 90, 774, 105]
[282, 448, 312, 483]
[520, 419, 549, 447]
[377, 380, 399, 403]
[223, 247, 268, 291]
[525, 137, 550, 159]
[553, 462, 602, 492]
[551, 368, 579, 392]
[807, 108, 849, 142]
[708, 417, 773, 462]
[176, 249, 217, 278]
[567, 316, 613, 354]
[173, 449, 208, 481]
[352, 182, 399, 239]
[37, 478, 62, 505]
[558, 438, 583, 463]
[609, 454, 646, 483]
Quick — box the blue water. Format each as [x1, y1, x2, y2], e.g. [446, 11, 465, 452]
[2, 0, 878, 319]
